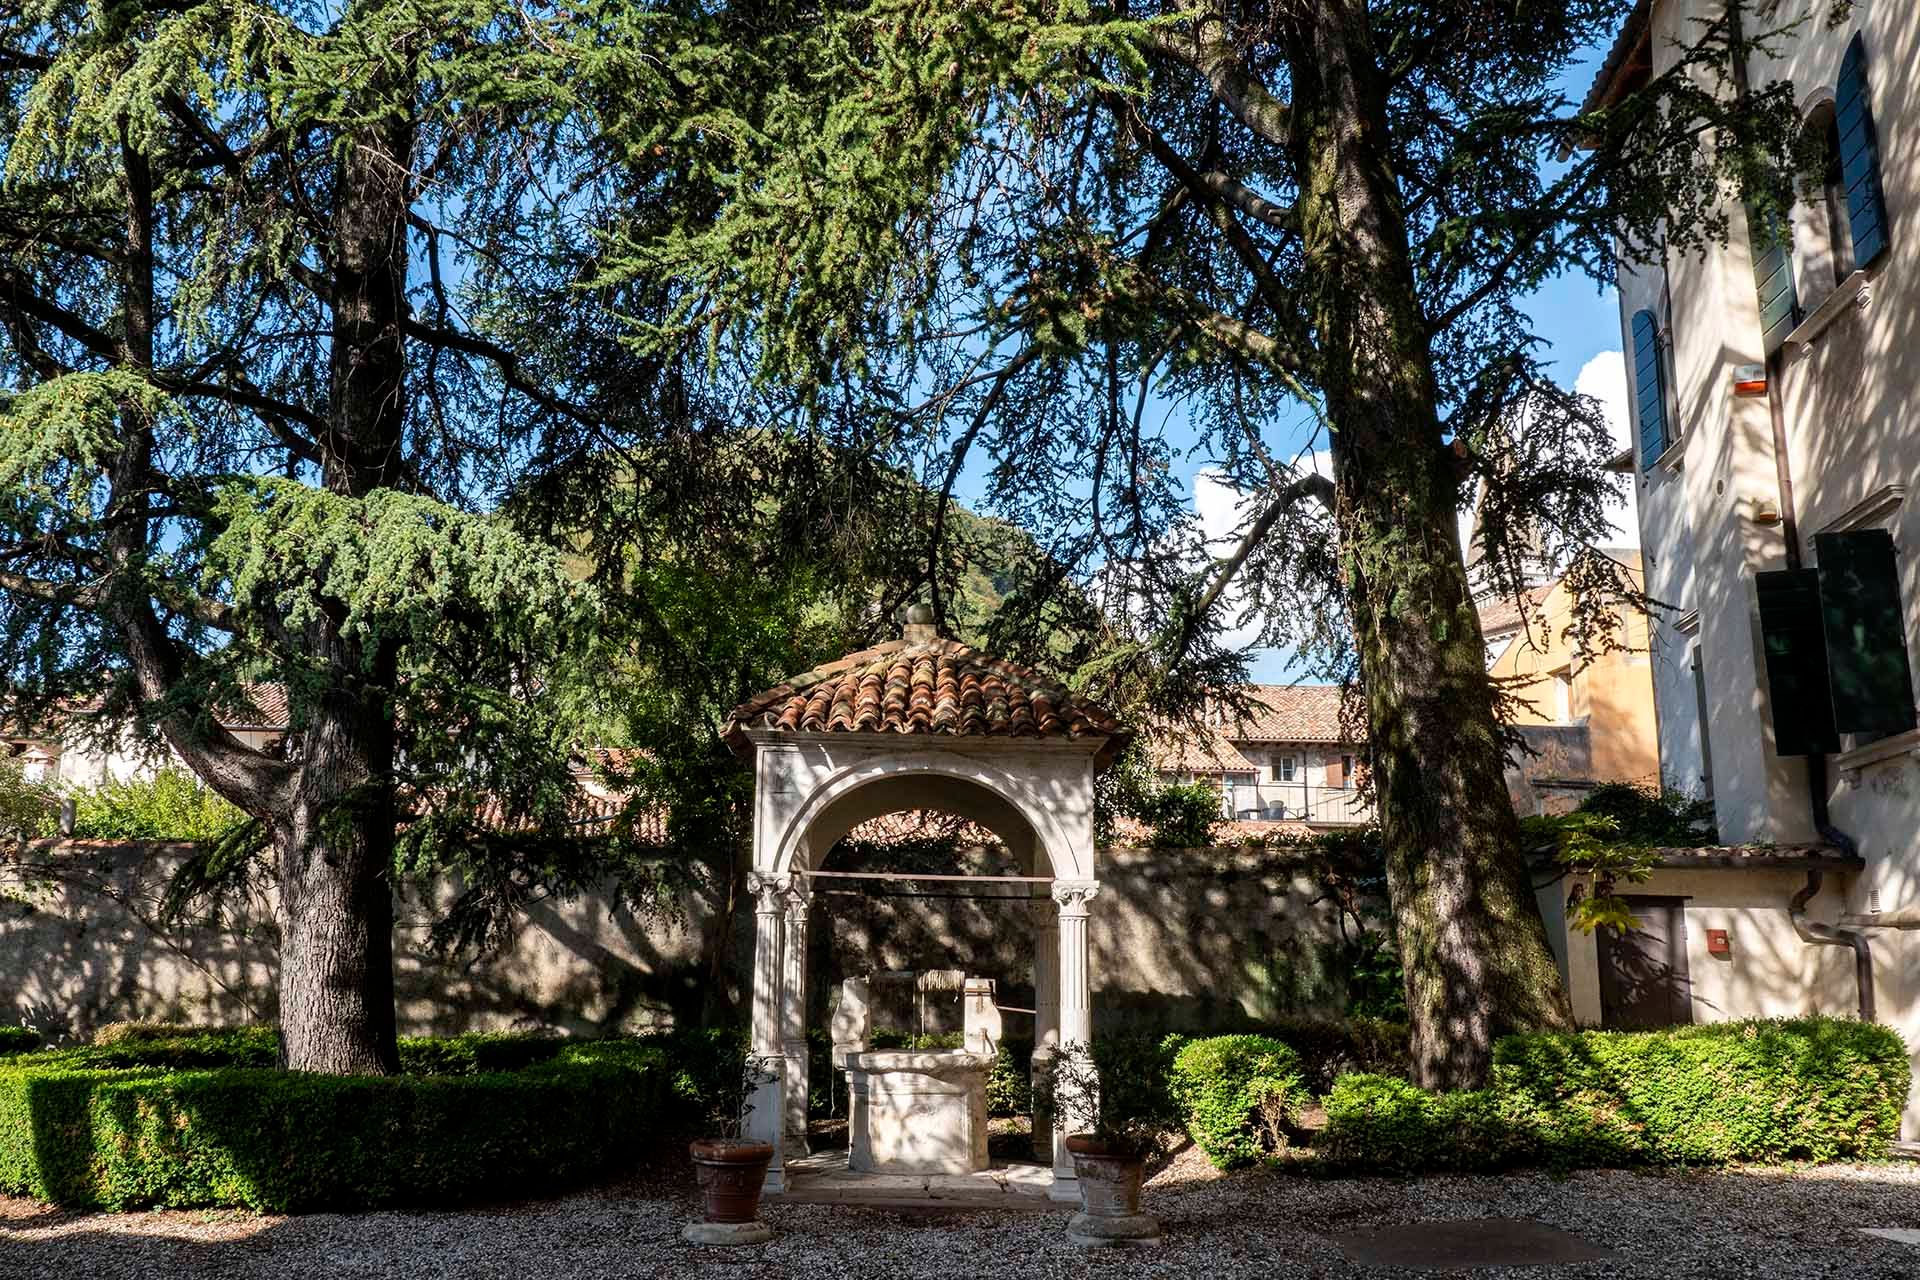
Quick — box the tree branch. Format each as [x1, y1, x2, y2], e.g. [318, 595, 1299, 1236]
[1141, 11, 1292, 147]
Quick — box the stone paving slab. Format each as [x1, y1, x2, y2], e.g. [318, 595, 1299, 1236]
[1860, 1228, 1920, 1245]
[1330, 1217, 1616, 1270]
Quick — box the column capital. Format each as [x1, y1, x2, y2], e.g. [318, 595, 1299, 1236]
[1050, 878, 1101, 914]
[782, 876, 813, 920]
[748, 870, 793, 913]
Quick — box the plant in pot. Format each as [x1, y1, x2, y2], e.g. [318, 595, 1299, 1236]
[1040, 1039, 1175, 1250]
[683, 1047, 780, 1246]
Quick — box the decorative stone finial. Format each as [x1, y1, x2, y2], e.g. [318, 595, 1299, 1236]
[901, 602, 939, 644]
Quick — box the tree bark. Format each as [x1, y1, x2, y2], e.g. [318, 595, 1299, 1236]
[276, 692, 401, 1074]
[270, 84, 416, 1075]
[1289, 0, 1573, 1090]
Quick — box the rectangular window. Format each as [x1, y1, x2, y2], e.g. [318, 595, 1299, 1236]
[1275, 754, 1296, 782]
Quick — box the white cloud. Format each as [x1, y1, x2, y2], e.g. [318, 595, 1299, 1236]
[1574, 350, 1639, 550]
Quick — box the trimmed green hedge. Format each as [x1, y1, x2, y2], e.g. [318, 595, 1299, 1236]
[1170, 1035, 1306, 1168]
[1320, 1018, 1910, 1173]
[0, 1029, 40, 1056]
[0, 1036, 672, 1211]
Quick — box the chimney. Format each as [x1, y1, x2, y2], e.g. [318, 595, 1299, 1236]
[901, 603, 939, 644]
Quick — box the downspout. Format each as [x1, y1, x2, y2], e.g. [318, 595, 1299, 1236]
[1731, 0, 1874, 1022]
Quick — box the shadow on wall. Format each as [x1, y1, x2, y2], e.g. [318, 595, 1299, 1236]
[3, 837, 1383, 1041]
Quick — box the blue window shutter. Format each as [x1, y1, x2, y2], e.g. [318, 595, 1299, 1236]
[1746, 203, 1799, 351]
[1836, 36, 1890, 268]
[1631, 309, 1668, 467]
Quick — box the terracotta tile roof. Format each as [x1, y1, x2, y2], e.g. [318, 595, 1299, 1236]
[725, 638, 1128, 764]
[1476, 585, 1554, 637]
[1147, 733, 1258, 774]
[1217, 684, 1350, 744]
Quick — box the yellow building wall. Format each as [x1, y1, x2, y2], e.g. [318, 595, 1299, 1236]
[1488, 556, 1660, 788]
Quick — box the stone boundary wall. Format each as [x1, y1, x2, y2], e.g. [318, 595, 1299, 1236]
[1, 840, 1375, 1042]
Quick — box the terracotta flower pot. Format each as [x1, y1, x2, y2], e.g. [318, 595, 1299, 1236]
[1064, 1134, 1161, 1250]
[688, 1138, 775, 1224]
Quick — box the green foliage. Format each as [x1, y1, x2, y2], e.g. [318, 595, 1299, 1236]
[65, 768, 249, 843]
[1038, 1034, 1183, 1159]
[1099, 745, 1223, 848]
[1524, 784, 1720, 933]
[1259, 1016, 1410, 1095]
[1169, 1035, 1306, 1169]
[0, 758, 56, 839]
[1318, 1074, 1524, 1175]
[1320, 1018, 1909, 1174]
[0, 1029, 40, 1056]
[0, 1038, 671, 1211]
[987, 1035, 1035, 1117]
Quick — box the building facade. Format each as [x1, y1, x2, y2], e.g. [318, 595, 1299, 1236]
[1151, 685, 1371, 832]
[1481, 554, 1663, 815]
[1587, 0, 1920, 1133]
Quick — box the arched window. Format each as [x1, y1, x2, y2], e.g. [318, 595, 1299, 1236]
[1631, 308, 1670, 468]
[1835, 34, 1889, 268]
[1792, 100, 1854, 298]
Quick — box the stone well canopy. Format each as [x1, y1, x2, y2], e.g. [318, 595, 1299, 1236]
[721, 612, 1130, 1198]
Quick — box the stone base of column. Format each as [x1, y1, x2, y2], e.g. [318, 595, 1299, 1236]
[1048, 1170, 1080, 1203]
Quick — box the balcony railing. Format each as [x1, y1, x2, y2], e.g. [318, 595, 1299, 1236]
[1223, 781, 1371, 826]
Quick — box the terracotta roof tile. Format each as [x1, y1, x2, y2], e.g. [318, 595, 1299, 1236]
[1217, 684, 1350, 744]
[727, 638, 1127, 763]
[1476, 585, 1554, 637]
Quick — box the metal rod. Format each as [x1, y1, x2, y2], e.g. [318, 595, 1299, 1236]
[797, 869, 1054, 884]
[814, 889, 1033, 902]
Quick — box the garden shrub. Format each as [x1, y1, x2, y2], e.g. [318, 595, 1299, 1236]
[1170, 1035, 1306, 1168]
[396, 1030, 564, 1076]
[0, 1038, 671, 1211]
[1262, 1016, 1409, 1093]
[1319, 1017, 1908, 1174]
[987, 1035, 1034, 1116]
[64, 766, 249, 843]
[0, 1029, 39, 1056]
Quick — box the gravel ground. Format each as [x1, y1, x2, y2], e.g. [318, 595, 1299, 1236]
[4, 1145, 1919, 1279]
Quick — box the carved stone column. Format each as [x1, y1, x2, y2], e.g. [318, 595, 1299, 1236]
[1029, 894, 1061, 1160]
[1049, 878, 1100, 1189]
[744, 870, 790, 1188]
[780, 877, 813, 1153]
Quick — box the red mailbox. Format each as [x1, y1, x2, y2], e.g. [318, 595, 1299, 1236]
[1705, 928, 1731, 958]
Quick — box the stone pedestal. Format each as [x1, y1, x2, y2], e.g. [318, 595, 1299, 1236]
[844, 1050, 991, 1174]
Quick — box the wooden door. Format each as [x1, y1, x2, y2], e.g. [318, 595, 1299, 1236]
[1597, 896, 1694, 1030]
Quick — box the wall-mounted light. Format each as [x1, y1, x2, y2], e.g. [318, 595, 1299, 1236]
[1732, 363, 1768, 396]
[1752, 497, 1782, 525]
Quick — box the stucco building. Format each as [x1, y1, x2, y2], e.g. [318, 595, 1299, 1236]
[1481, 553, 1662, 814]
[1574, 0, 1919, 1133]
[1149, 685, 1371, 832]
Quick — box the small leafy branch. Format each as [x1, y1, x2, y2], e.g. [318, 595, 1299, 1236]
[1523, 784, 1717, 934]
[1036, 1039, 1175, 1161]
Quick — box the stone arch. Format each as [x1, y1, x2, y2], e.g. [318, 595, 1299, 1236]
[767, 753, 1091, 881]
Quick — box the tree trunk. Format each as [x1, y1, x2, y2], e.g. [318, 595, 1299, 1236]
[276, 694, 401, 1074]
[272, 79, 416, 1073]
[1290, 0, 1573, 1090]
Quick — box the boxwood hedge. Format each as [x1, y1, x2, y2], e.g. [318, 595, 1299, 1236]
[1169, 1035, 1307, 1168]
[1320, 1017, 1909, 1173]
[0, 1029, 40, 1056]
[0, 1033, 672, 1211]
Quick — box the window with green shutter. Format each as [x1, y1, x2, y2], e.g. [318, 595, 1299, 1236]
[1756, 568, 1841, 757]
[1835, 35, 1890, 269]
[1814, 529, 1916, 737]
[1746, 202, 1800, 352]
[1631, 308, 1668, 468]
